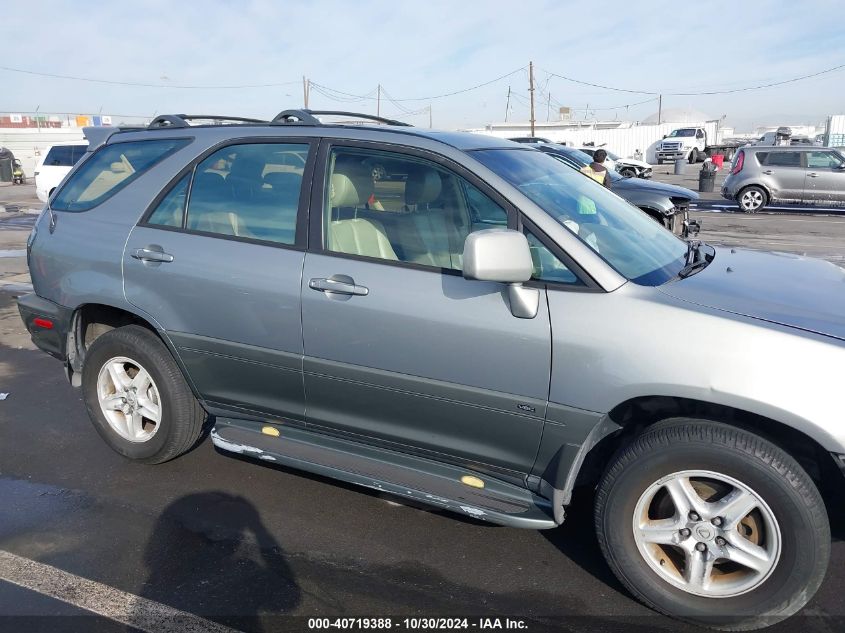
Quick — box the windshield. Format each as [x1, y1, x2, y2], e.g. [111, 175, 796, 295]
[473, 149, 687, 285]
[668, 129, 696, 137]
[606, 151, 620, 161]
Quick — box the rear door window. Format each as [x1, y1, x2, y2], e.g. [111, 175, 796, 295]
[44, 145, 87, 167]
[764, 152, 802, 167]
[51, 139, 188, 212]
[184, 143, 309, 245]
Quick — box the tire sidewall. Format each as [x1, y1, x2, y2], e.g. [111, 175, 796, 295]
[82, 329, 177, 461]
[599, 425, 829, 626]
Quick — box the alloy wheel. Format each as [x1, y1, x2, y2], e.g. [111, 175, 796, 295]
[632, 470, 781, 598]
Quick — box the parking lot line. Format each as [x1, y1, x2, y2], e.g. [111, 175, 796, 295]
[0, 549, 238, 633]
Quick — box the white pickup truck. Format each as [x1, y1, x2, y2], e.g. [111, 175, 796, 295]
[656, 127, 708, 164]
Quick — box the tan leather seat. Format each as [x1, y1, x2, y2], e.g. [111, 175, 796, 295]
[327, 172, 397, 260]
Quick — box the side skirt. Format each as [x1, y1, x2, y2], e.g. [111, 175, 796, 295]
[211, 418, 558, 529]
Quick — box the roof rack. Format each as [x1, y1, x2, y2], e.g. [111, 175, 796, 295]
[272, 109, 412, 127]
[148, 114, 268, 129]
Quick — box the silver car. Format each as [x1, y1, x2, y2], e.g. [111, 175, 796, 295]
[722, 145, 845, 211]
[17, 110, 845, 630]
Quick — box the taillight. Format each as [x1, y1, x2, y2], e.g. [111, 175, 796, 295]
[731, 150, 745, 175]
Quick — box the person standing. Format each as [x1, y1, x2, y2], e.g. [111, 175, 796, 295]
[581, 149, 612, 188]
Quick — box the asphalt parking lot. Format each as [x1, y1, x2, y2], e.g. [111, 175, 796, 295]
[1, 179, 844, 632]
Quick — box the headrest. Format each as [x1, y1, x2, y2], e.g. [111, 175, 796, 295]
[405, 168, 442, 206]
[264, 171, 301, 191]
[228, 157, 264, 182]
[330, 173, 361, 207]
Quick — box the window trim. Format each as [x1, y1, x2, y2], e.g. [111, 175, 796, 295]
[307, 139, 519, 274]
[139, 136, 318, 251]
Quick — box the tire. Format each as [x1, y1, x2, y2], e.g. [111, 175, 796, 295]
[657, 159, 663, 165]
[620, 167, 637, 178]
[689, 148, 699, 164]
[738, 186, 767, 213]
[595, 419, 829, 630]
[82, 325, 206, 464]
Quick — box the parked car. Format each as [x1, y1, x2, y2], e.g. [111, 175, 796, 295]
[722, 146, 845, 211]
[19, 110, 845, 630]
[578, 146, 653, 179]
[34, 142, 88, 203]
[535, 143, 698, 235]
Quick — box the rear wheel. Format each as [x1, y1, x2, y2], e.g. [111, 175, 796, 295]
[595, 419, 829, 630]
[738, 186, 767, 213]
[82, 325, 206, 463]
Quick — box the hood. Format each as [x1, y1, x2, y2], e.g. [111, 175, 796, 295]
[660, 138, 695, 147]
[612, 177, 699, 200]
[659, 247, 845, 341]
[617, 158, 651, 169]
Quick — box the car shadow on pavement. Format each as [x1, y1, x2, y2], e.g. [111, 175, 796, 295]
[539, 487, 627, 594]
[137, 492, 300, 632]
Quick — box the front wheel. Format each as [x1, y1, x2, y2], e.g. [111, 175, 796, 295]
[620, 167, 637, 178]
[595, 419, 829, 630]
[689, 149, 699, 164]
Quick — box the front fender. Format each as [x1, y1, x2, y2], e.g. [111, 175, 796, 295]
[546, 283, 845, 454]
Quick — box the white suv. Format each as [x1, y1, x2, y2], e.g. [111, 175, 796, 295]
[35, 142, 88, 203]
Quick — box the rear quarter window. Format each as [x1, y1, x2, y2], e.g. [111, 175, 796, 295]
[51, 139, 189, 212]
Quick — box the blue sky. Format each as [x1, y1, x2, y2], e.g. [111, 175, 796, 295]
[1, 0, 843, 131]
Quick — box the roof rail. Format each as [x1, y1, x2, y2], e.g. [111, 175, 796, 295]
[271, 109, 412, 127]
[148, 114, 268, 129]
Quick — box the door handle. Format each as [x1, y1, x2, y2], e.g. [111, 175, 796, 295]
[309, 275, 369, 296]
[131, 247, 174, 263]
[762, 170, 773, 175]
[807, 172, 819, 178]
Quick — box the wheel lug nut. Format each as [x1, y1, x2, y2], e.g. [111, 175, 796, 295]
[688, 512, 700, 521]
[715, 536, 726, 546]
[695, 542, 707, 552]
[711, 516, 723, 527]
[679, 528, 691, 538]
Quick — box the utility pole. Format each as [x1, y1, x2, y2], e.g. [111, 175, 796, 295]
[303, 76, 309, 108]
[547, 92, 551, 122]
[377, 84, 381, 117]
[529, 61, 536, 137]
[658, 94, 662, 125]
[429, 104, 432, 129]
[505, 86, 511, 122]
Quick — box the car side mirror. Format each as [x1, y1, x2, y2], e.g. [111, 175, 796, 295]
[462, 229, 539, 319]
[662, 135, 667, 139]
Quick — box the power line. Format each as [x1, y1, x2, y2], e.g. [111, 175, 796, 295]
[540, 61, 845, 96]
[0, 65, 300, 89]
[379, 66, 527, 101]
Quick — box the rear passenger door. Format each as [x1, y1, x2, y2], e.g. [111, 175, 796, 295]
[124, 140, 315, 422]
[760, 151, 805, 203]
[300, 143, 551, 480]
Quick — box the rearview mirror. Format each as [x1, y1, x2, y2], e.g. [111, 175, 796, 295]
[462, 229, 539, 319]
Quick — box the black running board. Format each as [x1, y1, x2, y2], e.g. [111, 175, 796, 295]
[211, 418, 557, 529]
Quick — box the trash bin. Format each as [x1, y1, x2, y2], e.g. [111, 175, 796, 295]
[673, 158, 686, 175]
[698, 164, 716, 192]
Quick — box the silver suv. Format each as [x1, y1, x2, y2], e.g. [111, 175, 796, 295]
[18, 110, 845, 630]
[722, 145, 845, 211]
